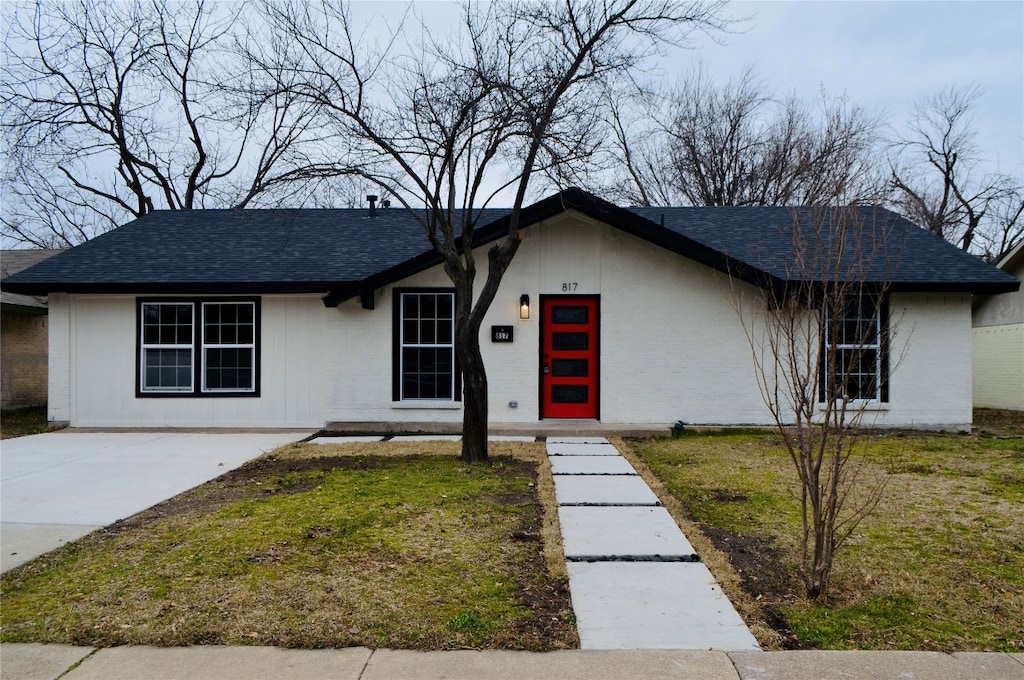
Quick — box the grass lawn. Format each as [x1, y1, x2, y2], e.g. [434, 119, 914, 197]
[0, 440, 577, 650]
[0, 405, 53, 439]
[620, 409, 1024, 652]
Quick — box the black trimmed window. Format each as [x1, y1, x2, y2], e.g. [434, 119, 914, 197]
[393, 289, 459, 401]
[822, 295, 888, 403]
[138, 298, 260, 397]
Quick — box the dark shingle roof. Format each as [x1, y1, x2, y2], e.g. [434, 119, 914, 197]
[3, 189, 1017, 301]
[1, 248, 66, 310]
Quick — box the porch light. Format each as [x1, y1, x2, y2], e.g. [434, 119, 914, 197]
[519, 294, 530, 319]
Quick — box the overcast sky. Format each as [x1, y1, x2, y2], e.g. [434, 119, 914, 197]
[355, 0, 1023, 179]
[690, 0, 1024, 175]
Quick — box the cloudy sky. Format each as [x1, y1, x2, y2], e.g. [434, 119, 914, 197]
[689, 1, 1023, 175]
[356, 0, 1023, 179]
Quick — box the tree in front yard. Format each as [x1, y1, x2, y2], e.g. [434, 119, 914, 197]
[732, 204, 902, 601]
[249, 0, 731, 462]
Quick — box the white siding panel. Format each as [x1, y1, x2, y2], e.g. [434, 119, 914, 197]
[973, 323, 1024, 410]
[46, 293, 71, 424]
[66, 295, 325, 428]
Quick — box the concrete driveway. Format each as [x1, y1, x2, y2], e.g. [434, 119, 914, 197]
[0, 431, 310, 573]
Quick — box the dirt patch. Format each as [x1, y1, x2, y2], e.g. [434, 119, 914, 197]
[698, 524, 805, 649]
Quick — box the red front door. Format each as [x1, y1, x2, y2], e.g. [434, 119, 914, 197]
[541, 296, 599, 419]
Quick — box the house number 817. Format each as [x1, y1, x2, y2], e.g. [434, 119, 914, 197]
[561, 282, 578, 291]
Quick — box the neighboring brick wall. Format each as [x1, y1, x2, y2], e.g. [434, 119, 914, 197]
[0, 310, 49, 408]
[973, 324, 1024, 410]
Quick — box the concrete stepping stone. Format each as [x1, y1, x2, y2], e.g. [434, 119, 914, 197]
[547, 436, 609, 444]
[550, 456, 637, 476]
[559, 506, 696, 559]
[307, 436, 384, 444]
[554, 475, 661, 506]
[388, 435, 463, 442]
[567, 561, 761, 651]
[547, 442, 621, 456]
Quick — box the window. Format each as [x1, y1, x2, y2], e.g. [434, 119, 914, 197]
[139, 299, 259, 396]
[822, 295, 887, 402]
[394, 289, 458, 401]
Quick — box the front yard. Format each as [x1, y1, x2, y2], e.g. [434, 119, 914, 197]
[0, 440, 577, 650]
[621, 409, 1024, 652]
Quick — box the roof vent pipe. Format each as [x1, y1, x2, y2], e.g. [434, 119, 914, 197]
[381, 199, 391, 209]
[366, 194, 378, 217]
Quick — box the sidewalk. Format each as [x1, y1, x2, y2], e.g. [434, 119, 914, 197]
[3, 644, 1022, 679]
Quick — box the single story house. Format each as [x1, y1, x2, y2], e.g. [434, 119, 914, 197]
[1, 249, 66, 410]
[972, 240, 1024, 411]
[4, 189, 1018, 431]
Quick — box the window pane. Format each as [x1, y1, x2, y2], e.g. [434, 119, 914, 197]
[143, 348, 192, 391]
[402, 347, 452, 399]
[552, 359, 588, 377]
[142, 304, 192, 346]
[205, 348, 253, 390]
[419, 319, 436, 344]
[552, 385, 588, 403]
[437, 320, 452, 344]
[552, 332, 588, 350]
[552, 306, 588, 324]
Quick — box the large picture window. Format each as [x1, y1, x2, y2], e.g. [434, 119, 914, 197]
[822, 295, 887, 403]
[139, 298, 259, 396]
[394, 289, 458, 401]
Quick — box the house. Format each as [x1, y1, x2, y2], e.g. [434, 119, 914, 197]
[972, 240, 1024, 411]
[3, 189, 1018, 431]
[1, 249, 65, 410]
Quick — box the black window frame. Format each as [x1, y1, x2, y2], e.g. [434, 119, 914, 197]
[820, 294, 889, 404]
[137, 297, 261, 398]
[392, 288, 461, 402]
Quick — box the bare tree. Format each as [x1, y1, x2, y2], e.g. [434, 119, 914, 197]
[604, 67, 884, 207]
[250, 0, 730, 463]
[0, 0, 342, 247]
[731, 204, 901, 601]
[889, 85, 1023, 261]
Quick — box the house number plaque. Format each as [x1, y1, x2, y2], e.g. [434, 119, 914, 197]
[491, 325, 513, 343]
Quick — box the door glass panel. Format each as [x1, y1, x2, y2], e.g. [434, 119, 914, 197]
[552, 385, 588, 403]
[552, 359, 588, 377]
[552, 332, 588, 350]
[552, 306, 588, 324]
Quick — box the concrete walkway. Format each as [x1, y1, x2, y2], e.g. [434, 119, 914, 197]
[547, 436, 760, 651]
[3, 644, 1021, 680]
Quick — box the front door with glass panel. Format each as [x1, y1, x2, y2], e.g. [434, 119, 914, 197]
[541, 296, 598, 419]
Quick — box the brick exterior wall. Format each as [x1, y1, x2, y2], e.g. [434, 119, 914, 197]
[1, 310, 49, 409]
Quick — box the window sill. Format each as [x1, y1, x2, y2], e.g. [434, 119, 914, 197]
[819, 401, 889, 412]
[392, 401, 462, 410]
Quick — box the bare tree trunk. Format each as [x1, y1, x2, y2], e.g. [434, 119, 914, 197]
[457, 322, 489, 464]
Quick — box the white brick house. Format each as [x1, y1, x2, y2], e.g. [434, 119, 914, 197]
[5, 190, 1018, 431]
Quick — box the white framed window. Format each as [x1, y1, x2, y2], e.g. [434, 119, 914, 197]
[138, 298, 259, 396]
[201, 302, 256, 393]
[140, 302, 195, 393]
[394, 290, 457, 401]
[823, 295, 886, 402]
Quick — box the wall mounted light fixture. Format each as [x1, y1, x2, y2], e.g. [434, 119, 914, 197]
[519, 294, 530, 319]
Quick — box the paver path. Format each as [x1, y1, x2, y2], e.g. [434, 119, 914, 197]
[547, 436, 761, 651]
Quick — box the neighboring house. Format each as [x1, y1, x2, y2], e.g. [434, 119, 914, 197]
[1, 249, 66, 409]
[3, 190, 1018, 430]
[972, 241, 1024, 410]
